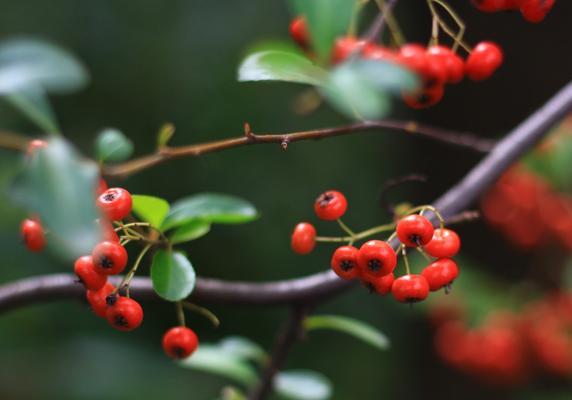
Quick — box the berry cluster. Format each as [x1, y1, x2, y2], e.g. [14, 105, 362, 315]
[432, 292, 572, 385]
[472, 0, 556, 22]
[291, 190, 461, 303]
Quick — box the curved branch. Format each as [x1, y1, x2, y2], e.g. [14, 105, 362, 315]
[1, 81, 571, 314]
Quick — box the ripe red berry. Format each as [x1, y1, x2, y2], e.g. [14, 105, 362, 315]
[520, 0, 555, 23]
[20, 218, 46, 252]
[92, 241, 128, 275]
[427, 46, 465, 84]
[362, 45, 398, 63]
[163, 326, 199, 359]
[314, 190, 347, 220]
[289, 16, 309, 49]
[424, 228, 461, 258]
[391, 274, 430, 303]
[396, 214, 435, 247]
[361, 273, 395, 295]
[105, 296, 144, 331]
[291, 222, 317, 254]
[421, 258, 459, 291]
[331, 245, 360, 280]
[402, 85, 444, 109]
[74, 255, 107, 291]
[331, 37, 371, 64]
[398, 44, 447, 89]
[465, 42, 503, 81]
[96, 187, 132, 221]
[86, 282, 115, 317]
[357, 240, 397, 278]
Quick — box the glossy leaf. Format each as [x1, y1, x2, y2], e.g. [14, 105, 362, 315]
[131, 195, 170, 229]
[218, 336, 268, 364]
[304, 315, 390, 351]
[150, 250, 196, 301]
[95, 128, 134, 162]
[274, 370, 332, 400]
[162, 193, 258, 230]
[169, 220, 211, 244]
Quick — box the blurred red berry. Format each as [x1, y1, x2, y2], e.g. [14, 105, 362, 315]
[74, 255, 107, 291]
[421, 258, 459, 291]
[361, 273, 395, 295]
[163, 326, 199, 359]
[20, 218, 46, 252]
[105, 296, 143, 331]
[391, 274, 430, 303]
[424, 228, 461, 258]
[86, 282, 115, 318]
[465, 42, 503, 81]
[289, 16, 309, 48]
[291, 222, 317, 254]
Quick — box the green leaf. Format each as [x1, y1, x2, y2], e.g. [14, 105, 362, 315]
[3, 87, 59, 133]
[238, 50, 328, 86]
[150, 250, 196, 301]
[9, 137, 101, 259]
[170, 220, 211, 244]
[162, 193, 258, 230]
[304, 315, 390, 351]
[218, 336, 268, 364]
[178, 345, 258, 386]
[274, 370, 332, 400]
[131, 195, 170, 229]
[157, 123, 175, 148]
[289, 0, 354, 63]
[95, 128, 134, 162]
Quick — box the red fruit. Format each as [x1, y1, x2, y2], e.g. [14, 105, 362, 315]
[357, 240, 397, 278]
[427, 46, 464, 84]
[105, 296, 144, 331]
[361, 273, 395, 295]
[362, 45, 398, 63]
[471, 0, 520, 12]
[396, 214, 435, 247]
[520, 0, 555, 23]
[330, 245, 360, 280]
[402, 85, 444, 109]
[86, 282, 115, 318]
[96, 187, 132, 221]
[391, 274, 430, 303]
[92, 241, 128, 275]
[163, 326, 199, 359]
[20, 218, 46, 252]
[289, 16, 309, 48]
[398, 44, 447, 89]
[331, 37, 371, 64]
[291, 222, 317, 255]
[421, 258, 459, 291]
[465, 42, 503, 81]
[26, 139, 48, 157]
[100, 219, 120, 243]
[314, 190, 348, 220]
[74, 256, 107, 291]
[424, 228, 461, 258]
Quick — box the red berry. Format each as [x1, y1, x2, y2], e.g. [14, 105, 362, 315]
[291, 222, 317, 254]
[357, 240, 397, 278]
[520, 0, 555, 23]
[289, 16, 309, 48]
[92, 241, 128, 275]
[465, 42, 503, 81]
[427, 46, 464, 84]
[163, 326, 199, 359]
[472, 0, 519, 12]
[396, 214, 435, 247]
[86, 282, 115, 318]
[361, 273, 395, 295]
[20, 218, 46, 252]
[105, 296, 143, 331]
[97, 187, 132, 221]
[331, 37, 371, 64]
[391, 274, 430, 303]
[398, 44, 447, 89]
[331, 245, 360, 280]
[26, 139, 47, 157]
[421, 258, 459, 291]
[362, 45, 398, 63]
[314, 190, 347, 220]
[402, 85, 444, 109]
[74, 256, 107, 291]
[424, 228, 461, 258]
[96, 178, 108, 196]
[100, 219, 120, 243]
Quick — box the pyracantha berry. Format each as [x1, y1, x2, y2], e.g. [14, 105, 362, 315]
[74, 255, 107, 291]
[520, 0, 555, 23]
[398, 44, 447, 89]
[363, 45, 398, 63]
[96, 187, 132, 221]
[391, 274, 430, 303]
[427, 46, 465, 84]
[314, 190, 348, 220]
[465, 42, 503, 81]
[403, 85, 444, 109]
[92, 241, 128, 275]
[331, 37, 371, 64]
[105, 296, 143, 331]
[163, 326, 199, 359]
[20, 218, 46, 252]
[422, 258, 460, 292]
[424, 228, 461, 258]
[289, 16, 309, 49]
[100, 219, 120, 243]
[361, 273, 395, 295]
[331, 245, 360, 280]
[86, 282, 115, 317]
[396, 214, 435, 247]
[357, 240, 397, 278]
[291, 222, 317, 254]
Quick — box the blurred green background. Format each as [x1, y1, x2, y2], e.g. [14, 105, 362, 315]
[0, 1, 571, 399]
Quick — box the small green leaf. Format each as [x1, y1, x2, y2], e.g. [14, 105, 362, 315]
[150, 250, 196, 301]
[170, 220, 211, 244]
[178, 345, 258, 386]
[274, 370, 332, 400]
[157, 123, 175, 148]
[131, 195, 170, 229]
[218, 336, 268, 364]
[95, 128, 134, 162]
[238, 50, 328, 86]
[304, 315, 390, 351]
[162, 193, 258, 230]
